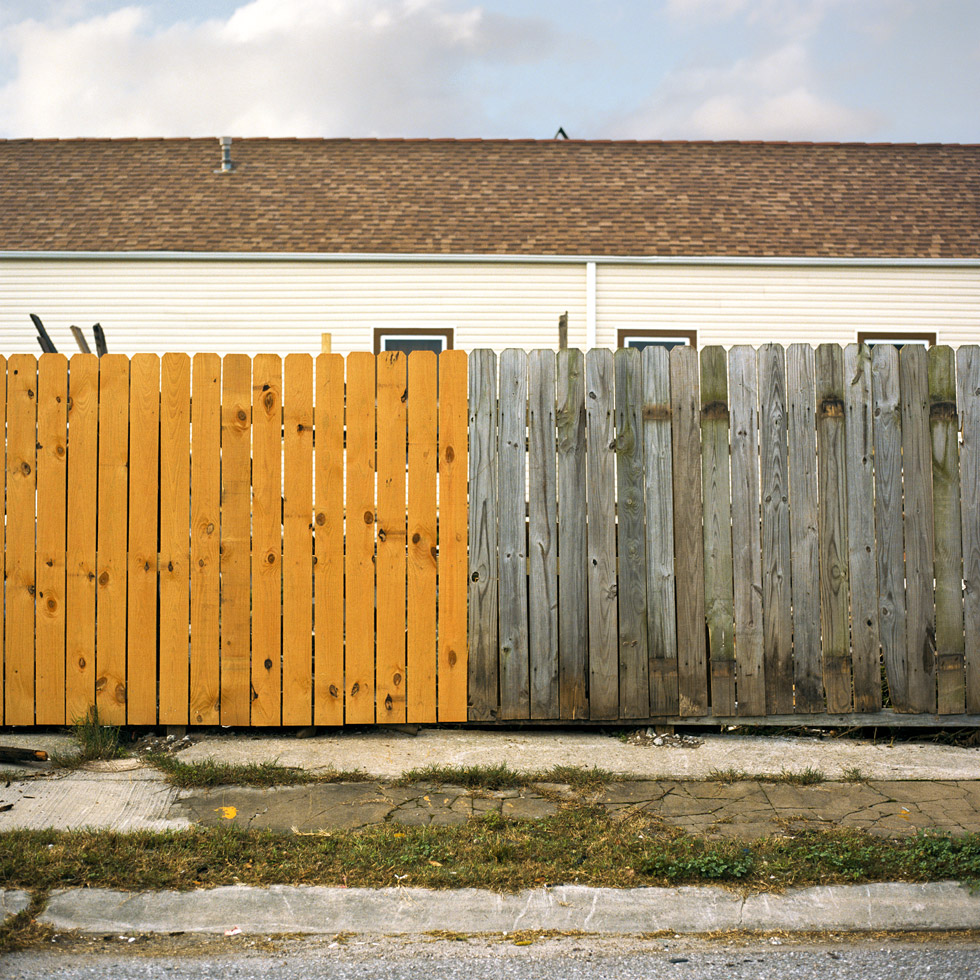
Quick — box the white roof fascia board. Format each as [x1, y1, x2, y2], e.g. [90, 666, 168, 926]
[1, 250, 979, 268]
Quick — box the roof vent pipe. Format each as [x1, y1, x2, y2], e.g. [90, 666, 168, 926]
[217, 136, 233, 173]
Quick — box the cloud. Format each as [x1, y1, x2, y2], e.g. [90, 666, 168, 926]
[0, 0, 555, 137]
[612, 42, 876, 140]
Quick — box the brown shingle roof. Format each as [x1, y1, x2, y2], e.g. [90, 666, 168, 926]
[1, 138, 978, 258]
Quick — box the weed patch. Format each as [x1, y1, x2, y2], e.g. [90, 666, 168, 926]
[706, 767, 826, 785]
[148, 756, 370, 789]
[394, 763, 621, 792]
[50, 708, 126, 769]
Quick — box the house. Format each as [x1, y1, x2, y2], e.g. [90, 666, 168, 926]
[1, 137, 978, 355]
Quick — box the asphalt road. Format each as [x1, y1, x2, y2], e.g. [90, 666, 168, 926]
[4, 936, 980, 980]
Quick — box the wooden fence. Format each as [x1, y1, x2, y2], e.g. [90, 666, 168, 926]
[4, 344, 980, 728]
[0, 351, 469, 727]
[468, 344, 980, 723]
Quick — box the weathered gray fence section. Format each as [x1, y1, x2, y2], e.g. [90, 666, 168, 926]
[467, 343, 980, 723]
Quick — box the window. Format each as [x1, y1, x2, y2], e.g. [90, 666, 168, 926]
[856, 330, 936, 349]
[617, 328, 697, 351]
[373, 327, 454, 354]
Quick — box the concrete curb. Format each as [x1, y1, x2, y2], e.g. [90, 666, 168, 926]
[38, 882, 980, 936]
[1, 890, 31, 922]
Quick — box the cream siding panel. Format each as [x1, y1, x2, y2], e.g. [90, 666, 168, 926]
[0, 260, 586, 356]
[595, 264, 980, 348]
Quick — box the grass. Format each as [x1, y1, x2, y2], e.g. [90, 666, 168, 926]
[148, 755, 371, 789]
[50, 707, 127, 769]
[393, 763, 620, 792]
[707, 767, 826, 785]
[0, 893, 51, 954]
[1, 814, 978, 894]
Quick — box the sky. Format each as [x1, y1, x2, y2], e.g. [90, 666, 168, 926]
[0, 0, 977, 142]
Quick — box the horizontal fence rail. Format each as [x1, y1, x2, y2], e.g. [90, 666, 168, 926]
[467, 344, 980, 723]
[0, 351, 469, 727]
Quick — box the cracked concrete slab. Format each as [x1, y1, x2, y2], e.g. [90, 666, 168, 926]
[1, 890, 30, 921]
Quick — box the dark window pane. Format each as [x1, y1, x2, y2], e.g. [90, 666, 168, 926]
[382, 337, 445, 354]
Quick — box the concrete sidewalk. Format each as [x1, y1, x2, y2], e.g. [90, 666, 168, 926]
[1, 728, 979, 938]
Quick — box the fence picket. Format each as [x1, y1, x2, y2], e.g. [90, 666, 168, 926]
[95, 355, 129, 725]
[189, 353, 221, 726]
[66, 354, 99, 724]
[843, 344, 882, 712]
[407, 351, 438, 723]
[528, 349, 559, 719]
[956, 346, 980, 714]
[159, 353, 190, 725]
[871, 345, 909, 711]
[345, 352, 376, 724]
[759, 344, 793, 714]
[700, 346, 736, 716]
[900, 344, 937, 713]
[729, 346, 765, 716]
[498, 349, 530, 719]
[377, 351, 408, 722]
[314, 353, 345, 726]
[615, 348, 650, 719]
[787, 344, 823, 712]
[6, 355, 37, 725]
[557, 349, 589, 719]
[468, 350, 499, 721]
[643, 346, 678, 716]
[929, 346, 966, 715]
[220, 355, 252, 726]
[35, 354, 68, 725]
[816, 344, 852, 713]
[586, 348, 619, 719]
[126, 354, 160, 725]
[282, 354, 314, 726]
[438, 349, 469, 722]
[670, 346, 708, 716]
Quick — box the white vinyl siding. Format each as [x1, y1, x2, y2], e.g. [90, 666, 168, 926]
[0, 259, 587, 356]
[595, 264, 980, 348]
[1, 256, 978, 355]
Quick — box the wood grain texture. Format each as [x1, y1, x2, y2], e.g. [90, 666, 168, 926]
[95, 355, 129, 725]
[956, 346, 980, 714]
[614, 347, 649, 719]
[642, 345, 678, 717]
[219, 355, 252, 726]
[407, 351, 438, 723]
[556, 349, 589, 719]
[928, 345, 964, 715]
[871, 345, 909, 711]
[758, 344, 793, 715]
[467, 350, 499, 721]
[843, 344, 882, 713]
[313, 353, 345, 726]
[815, 344, 852, 713]
[728, 346, 765, 716]
[5, 355, 37, 725]
[376, 351, 408, 723]
[189, 354, 220, 726]
[344, 352, 377, 724]
[670, 346, 707, 717]
[899, 343, 937, 713]
[35, 355, 69, 725]
[700, 346, 735, 717]
[787, 344, 823, 712]
[586, 347, 619, 720]
[528, 349, 559, 719]
[438, 349, 469, 722]
[125, 354, 160, 725]
[498, 348, 530, 720]
[282, 354, 314, 726]
[251, 354, 283, 727]
[65, 354, 99, 724]
[159, 353, 191, 725]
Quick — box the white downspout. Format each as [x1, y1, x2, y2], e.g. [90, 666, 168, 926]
[586, 260, 597, 350]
